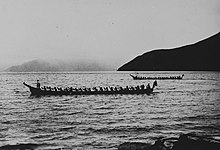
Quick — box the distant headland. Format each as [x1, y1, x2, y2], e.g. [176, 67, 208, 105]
[117, 32, 220, 71]
[4, 59, 114, 72]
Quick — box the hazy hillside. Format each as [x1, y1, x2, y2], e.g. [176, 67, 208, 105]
[4, 59, 113, 72]
[118, 32, 220, 71]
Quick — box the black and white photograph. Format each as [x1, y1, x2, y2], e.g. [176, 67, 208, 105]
[0, 0, 220, 149]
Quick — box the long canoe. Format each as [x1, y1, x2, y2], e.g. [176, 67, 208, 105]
[130, 74, 184, 80]
[23, 81, 157, 96]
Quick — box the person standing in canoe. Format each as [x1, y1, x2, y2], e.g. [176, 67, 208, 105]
[37, 80, 40, 88]
[153, 80, 157, 89]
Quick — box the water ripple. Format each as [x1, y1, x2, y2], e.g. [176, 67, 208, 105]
[0, 71, 219, 149]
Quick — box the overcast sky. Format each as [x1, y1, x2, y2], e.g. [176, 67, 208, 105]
[0, 0, 220, 69]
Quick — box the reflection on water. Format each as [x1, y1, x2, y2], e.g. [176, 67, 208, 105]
[0, 71, 220, 149]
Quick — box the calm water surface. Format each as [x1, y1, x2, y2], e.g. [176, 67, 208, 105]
[0, 71, 219, 149]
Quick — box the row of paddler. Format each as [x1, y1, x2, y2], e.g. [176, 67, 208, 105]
[40, 83, 153, 92]
[131, 74, 184, 80]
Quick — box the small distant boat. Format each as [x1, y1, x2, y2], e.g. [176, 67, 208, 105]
[23, 81, 157, 96]
[130, 74, 184, 80]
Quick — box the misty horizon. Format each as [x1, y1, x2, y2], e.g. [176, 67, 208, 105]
[1, 30, 220, 72]
[2, 58, 121, 72]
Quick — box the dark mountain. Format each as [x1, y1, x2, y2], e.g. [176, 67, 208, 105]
[5, 59, 112, 72]
[117, 32, 220, 71]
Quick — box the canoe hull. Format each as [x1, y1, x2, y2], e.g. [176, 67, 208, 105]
[23, 82, 154, 96]
[130, 74, 184, 80]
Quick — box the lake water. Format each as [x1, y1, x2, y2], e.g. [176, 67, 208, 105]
[0, 71, 219, 149]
